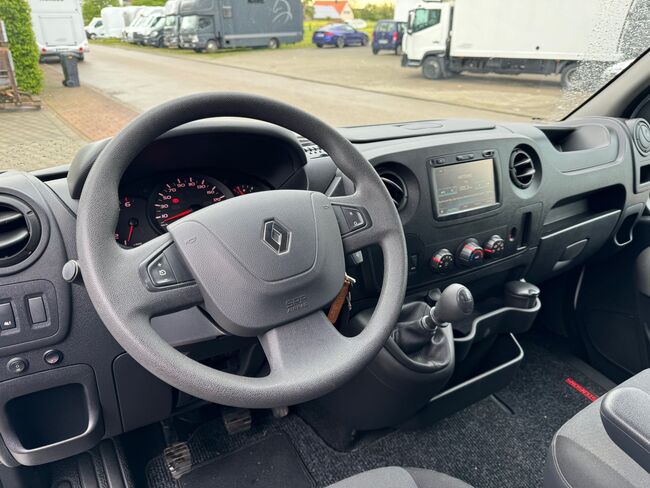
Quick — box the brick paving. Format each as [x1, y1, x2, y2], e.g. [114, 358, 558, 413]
[0, 63, 140, 171]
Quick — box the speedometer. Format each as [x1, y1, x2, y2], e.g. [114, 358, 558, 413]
[151, 175, 233, 231]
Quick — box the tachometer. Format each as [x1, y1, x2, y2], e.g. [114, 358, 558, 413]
[151, 175, 233, 231]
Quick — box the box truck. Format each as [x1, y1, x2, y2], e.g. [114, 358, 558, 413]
[122, 7, 164, 44]
[178, 0, 303, 53]
[401, 0, 632, 88]
[101, 6, 144, 39]
[28, 0, 88, 61]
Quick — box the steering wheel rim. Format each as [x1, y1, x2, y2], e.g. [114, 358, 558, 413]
[76, 92, 408, 408]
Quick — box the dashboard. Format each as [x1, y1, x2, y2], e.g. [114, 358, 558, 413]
[0, 114, 648, 468]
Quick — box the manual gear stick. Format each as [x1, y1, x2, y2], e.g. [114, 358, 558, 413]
[393, 284, 474, 354]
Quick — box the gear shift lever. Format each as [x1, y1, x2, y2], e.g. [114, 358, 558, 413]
[393, 284, 474, 354]
[422, 283, 475, 331]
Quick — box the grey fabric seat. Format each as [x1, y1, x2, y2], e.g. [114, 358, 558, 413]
[327, 467, 473, 488]
[544, 369, 650, 488]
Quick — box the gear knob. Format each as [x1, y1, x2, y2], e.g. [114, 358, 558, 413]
[430, 283, 474, 326]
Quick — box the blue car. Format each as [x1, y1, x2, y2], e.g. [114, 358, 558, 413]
[312, 23, 369, 48]
[372, 20, 406, 55]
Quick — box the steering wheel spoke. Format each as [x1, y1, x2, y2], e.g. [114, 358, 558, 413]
[330, 193, 383, 253]
[258, 311, 357, 384]
[113, 234, 203, 319]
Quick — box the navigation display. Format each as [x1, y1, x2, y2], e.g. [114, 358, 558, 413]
[432, 158, 497, 217]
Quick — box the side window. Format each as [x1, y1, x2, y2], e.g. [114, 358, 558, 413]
[198, 17, 212, 29]
[411, 9, 441, 33]
[378, 23, 390, 33]
[96, 21, 103, 27]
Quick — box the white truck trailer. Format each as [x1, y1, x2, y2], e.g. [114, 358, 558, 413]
[401, 0, 632, 88]
[28, 0, 88, 61]
[101, 6, 143, 39]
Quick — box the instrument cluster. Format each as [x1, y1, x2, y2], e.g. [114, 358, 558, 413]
[115, 173, 270, 247]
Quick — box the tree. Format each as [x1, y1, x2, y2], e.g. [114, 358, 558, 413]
[0, 0, 43, 94]
[82, 0, 119, 25]
[131, 0, 167, 6]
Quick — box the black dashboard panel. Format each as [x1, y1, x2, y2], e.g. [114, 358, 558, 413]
[0, 116, 647, 467]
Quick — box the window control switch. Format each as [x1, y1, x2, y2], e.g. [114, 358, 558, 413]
[0, 303, 15, 330]
[27, 296, 47, 324]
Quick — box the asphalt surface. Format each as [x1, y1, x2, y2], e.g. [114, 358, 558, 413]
[77, 44, 567, 126]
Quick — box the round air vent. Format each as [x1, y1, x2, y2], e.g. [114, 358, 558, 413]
[509, 148, 537, 189]
[634, 120, 650, 155]
[0, 196, 41, 268]
[378, 170, 408, 211]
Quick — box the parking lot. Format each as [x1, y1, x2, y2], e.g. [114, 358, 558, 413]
[77, 43, 569, 125]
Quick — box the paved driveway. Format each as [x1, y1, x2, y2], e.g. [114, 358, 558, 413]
[77, 45, 567, 126]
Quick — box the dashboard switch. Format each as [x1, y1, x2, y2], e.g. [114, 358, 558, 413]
[457, 239, 484, 267]
[27, 296, 47, 324]
[147, 254, 177, 287]
[7, 357, 27, 374]
[0, 302, 15, 330]
[483, 235, 506, 259]
[431, 249, 454, 273]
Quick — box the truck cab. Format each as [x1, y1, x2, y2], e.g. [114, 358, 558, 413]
[401, 1, 451, 76]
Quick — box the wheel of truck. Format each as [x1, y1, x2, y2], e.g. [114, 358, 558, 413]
[560, 63, 579, 90]
[316, 44, 323, 48]
[422, 57, 444, 80]
[336, 37, 345, 49]
[157, 38, 165, 48]
[89, 33, 97, 40]
[205, 39, 220, 54]
[268, 38, 280, 49]
[372, 48, 379, 55]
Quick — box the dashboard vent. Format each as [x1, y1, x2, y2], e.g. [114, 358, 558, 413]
[0, 197, 41, 268]
[509, 148, 536, 189]
[379, 170, 408, 211]
[297, 137, 328, 159]
[634, 120, 650, 155]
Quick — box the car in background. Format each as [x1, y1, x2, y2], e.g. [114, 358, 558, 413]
[85, 17, 105, 40]
[345, 19, 368, 29]
[312, 23, 368, 48]
[372, 19, 406, 55]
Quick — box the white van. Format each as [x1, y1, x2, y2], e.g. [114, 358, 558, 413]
[85, 17, 104, 40]
[28, 0, 89, 61]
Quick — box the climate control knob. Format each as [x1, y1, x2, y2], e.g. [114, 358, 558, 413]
[430, 249, 454, 273]
[483, 235, 505, 259]
[457, 239, 484, 267]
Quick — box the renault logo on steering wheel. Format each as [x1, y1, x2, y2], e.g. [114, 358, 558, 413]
[263, 220, 291, 255]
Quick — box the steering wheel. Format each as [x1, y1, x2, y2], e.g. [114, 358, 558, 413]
[76, 93, 407, 408]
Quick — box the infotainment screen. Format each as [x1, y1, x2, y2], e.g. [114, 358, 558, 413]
[432, 158, 497, 217]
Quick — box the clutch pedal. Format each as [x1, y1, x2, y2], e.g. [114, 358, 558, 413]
[164, 442, 192, 480]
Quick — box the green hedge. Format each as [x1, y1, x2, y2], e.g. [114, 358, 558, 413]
[0, 0, 43, 94]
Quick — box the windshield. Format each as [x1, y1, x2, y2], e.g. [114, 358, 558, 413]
[180, 15, 198, 30]
[2, 0, 650, 171]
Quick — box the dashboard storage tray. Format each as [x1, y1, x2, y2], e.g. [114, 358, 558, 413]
[453, 299, 540, 361]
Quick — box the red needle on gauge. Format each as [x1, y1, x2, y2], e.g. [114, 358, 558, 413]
[127, 224, 135, 243]
[163, 209, 193, 223]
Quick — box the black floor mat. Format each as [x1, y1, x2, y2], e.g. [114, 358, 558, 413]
[145, 337, 608, 488]
[179, 433, 314, 488]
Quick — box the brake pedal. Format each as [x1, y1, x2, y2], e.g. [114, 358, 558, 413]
[164, 442, 192, 480]
[222, 407, 252, 434]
